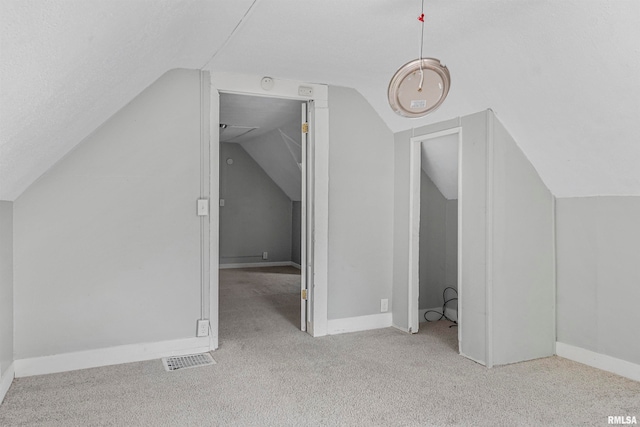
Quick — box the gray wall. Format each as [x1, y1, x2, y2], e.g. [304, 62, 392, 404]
[0, 202, 13, 376]
[445, 201, 458, 292]
[556, 196, 640, 365]
[457, 111, 555, 366]
[419, 171, 458, 310]
[490, 116, 555, 366]
[291, 201, 301, 265]
[327, 86, 394, 320]
[457, 112, 489, 363]
[219, 142, 293, 264]
[13, 69, 205, 359]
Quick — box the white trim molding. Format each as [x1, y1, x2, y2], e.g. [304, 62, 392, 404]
[407, 126, 462, 335]
[15, 337, 210, 378]
[219, 261, 300, 269]
[556, 342, 640, 382]
[1, 363, 15, 404]
[211, 71, 329, 339]
[327, 313, 392, 335]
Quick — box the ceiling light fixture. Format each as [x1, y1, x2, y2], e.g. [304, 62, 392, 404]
[388, 0, 450, 118]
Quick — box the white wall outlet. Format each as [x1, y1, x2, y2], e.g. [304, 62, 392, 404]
[380, 298, 389, 313]
[219, 198, 225, 207]
[262, 251, 268, 260]
[196, 319, 209, 337]
[197, 199, 209, 216]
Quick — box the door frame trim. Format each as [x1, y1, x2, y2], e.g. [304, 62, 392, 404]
[408, 127, 462, 338]
[208, 72, 329, 348]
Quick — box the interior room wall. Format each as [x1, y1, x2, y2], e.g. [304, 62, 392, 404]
[219, 142, 293, 265]
[445, 200, 458, 292]
[13, 69, 205, 361]
[556, 196, 640, 366]
[419, 171, 458, 310]
[327, 86, 394, 320]
[291, 201, 301, 266]
[0, 201, 14, 378]
[490, 116, 555, 366]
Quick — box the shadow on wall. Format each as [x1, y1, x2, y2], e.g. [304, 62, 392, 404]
[419, 170, 458, 311]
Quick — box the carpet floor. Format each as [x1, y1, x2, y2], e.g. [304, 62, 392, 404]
[1, 266, 638, 426]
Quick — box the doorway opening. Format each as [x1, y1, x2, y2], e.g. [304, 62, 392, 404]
[208, 73, 330, 350]
[408, 127, 462, 349]
[217, 93, 310, 342]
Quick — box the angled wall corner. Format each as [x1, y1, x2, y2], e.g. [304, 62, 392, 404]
[239, 118, 303, 202]
[458, 109, 555, 366]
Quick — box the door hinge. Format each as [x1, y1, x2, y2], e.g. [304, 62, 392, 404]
[301, 289, 308, 300]
[302, 123, 309, 134]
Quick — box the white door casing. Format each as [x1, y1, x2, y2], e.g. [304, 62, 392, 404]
[408, 127, 462, 343]
[209, 73, 329, 348]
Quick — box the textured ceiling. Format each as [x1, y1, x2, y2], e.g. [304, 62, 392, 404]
[0, 0, 255, 200]
[219, 93, 301, 143]
[2, 1, 639, 200]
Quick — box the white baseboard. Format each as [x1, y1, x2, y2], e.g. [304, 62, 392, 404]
[219, 261, 300, 269]
[14, 337, 210, 378]
[327, 313, 392, 335]
[1, 363, 15, 404]
[556, 342, 640, 382]
[419, 307, 458, 323]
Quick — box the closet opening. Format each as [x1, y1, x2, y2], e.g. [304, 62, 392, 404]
[408, 127, 461, 350]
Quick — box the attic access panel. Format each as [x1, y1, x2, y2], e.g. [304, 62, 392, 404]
[388, 58, 450, 118]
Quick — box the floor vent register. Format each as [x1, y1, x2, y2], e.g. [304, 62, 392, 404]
[162, 353, 216, 372]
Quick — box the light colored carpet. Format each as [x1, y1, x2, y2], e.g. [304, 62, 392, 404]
[1, 266, 638, 426]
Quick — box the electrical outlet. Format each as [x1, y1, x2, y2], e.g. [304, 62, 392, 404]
[196, 319, 209, 337]
[262, 251, 268, 260]
[197, 199, 209, 216]
[380, 299, 389, 313]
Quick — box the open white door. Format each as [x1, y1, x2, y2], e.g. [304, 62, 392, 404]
[300, 102, 315, 334]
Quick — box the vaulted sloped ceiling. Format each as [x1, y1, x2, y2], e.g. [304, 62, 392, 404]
[0, 0, 255, 200]
[2, 1, 639, 200]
